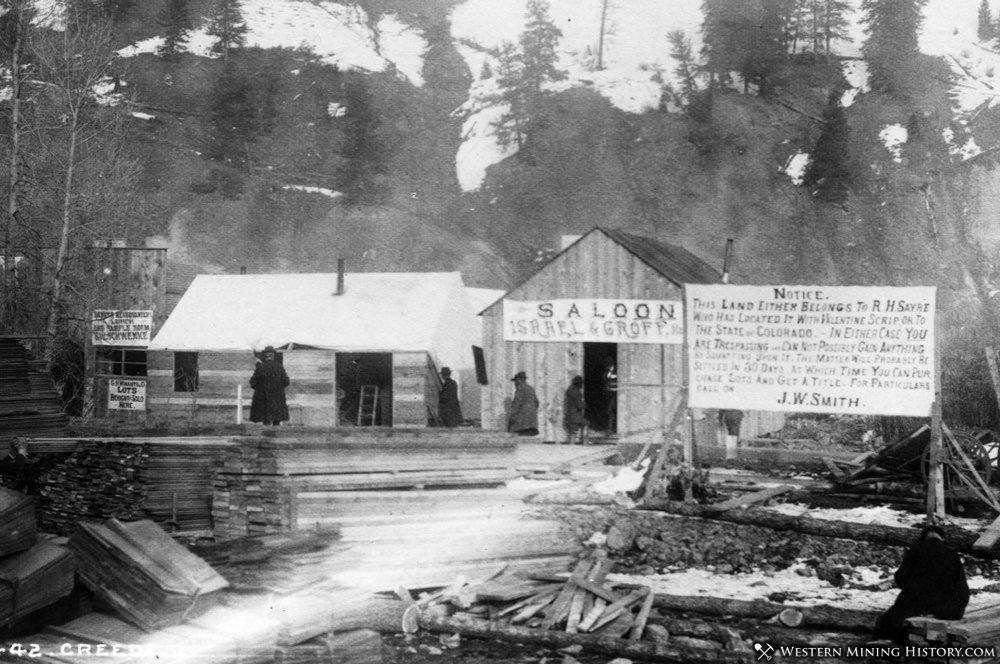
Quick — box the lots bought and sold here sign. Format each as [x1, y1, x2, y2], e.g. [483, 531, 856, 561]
[91, 310, 153, 346]
[107, 378, 146, 411]
[685, 285, 935, 417]
[503, 299, 684, 344]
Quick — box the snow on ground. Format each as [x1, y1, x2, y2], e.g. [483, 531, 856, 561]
[450, 0, 704, 190]
[610, 562, 1000, 612]
[839, 60, 869, 107]
[591, 459, 647, 495]
[117, 1, 426, 87]
[782, 152, 811, 185]
[943, 126, 984, 161]
[765, 502, 989, 532]
[879, 124, 908, 163]
[281, 185, 343, 198]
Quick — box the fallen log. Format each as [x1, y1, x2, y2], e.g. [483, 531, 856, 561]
[659, 617, 864, 647]
[415, 610, 752, 663]
[640, 500, 984, 557]
[649, 593, 880, 631]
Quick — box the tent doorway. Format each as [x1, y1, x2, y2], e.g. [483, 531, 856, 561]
[336, 353, 392, 426]
[583, 342, 617, 434]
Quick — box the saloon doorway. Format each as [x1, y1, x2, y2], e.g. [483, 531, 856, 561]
[336, 353, 392, 426]
[583, 342, 617, 435]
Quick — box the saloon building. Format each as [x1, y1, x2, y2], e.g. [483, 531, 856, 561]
[480, 227, 783, 443]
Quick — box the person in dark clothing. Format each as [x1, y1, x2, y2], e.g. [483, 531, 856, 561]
[508, 371, 539, 436]
[874, 525, 970, 644]
[249, 346, 290, 425]
[438, 367, 463, 427]
[563, 375, 587, 444]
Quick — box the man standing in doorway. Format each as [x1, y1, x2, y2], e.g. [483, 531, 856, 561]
[603, 359, 617, 434]
[250, 346, 290, 426]
[508, 371, 539, 436]
[438, 367, 463, 427]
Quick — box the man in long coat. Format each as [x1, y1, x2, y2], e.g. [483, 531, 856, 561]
[563, 375, 587, 444]
[874, 524, 969, 644]
[250, 346, 290, 425]
[438, 367, 463, 427]
[508, 371, 539, 436]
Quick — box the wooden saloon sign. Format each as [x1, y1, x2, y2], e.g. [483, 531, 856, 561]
[503, 298, 684, 344]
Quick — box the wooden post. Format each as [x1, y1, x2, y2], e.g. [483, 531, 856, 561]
[680, 285, 694, 465]
[927, 306, 945, 521]
[236, 383, 243, 424]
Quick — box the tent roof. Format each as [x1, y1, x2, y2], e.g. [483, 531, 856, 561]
[149, 272, 467, 352]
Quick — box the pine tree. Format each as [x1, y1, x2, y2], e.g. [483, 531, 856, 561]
[493, 41, 529, 152]
[158, 0, 191, 61]
[821, 0, 852, 59]
[519, 0, 564, 94]
[861, 0, 928, 95]
[207, 64, 257, 170]
[804, 96, 851, 202]
[668, 30, 699, 104]
[980, 0, 995, 41]
[207, 0, 247, 62]
[701, 0, 789, 93]
[339, 76, 388, 204]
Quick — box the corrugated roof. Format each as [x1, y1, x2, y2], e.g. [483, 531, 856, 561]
[599, 228, 721, 286]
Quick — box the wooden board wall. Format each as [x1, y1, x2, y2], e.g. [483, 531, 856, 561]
[146, 349, 337, 426]
[480, 232, 685, 443]
[393, 352, 435, 427]
[84, 248, 167, 418]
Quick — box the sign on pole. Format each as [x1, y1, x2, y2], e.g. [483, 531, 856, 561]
[503, 299, 684, 344]
[92, 310, 153, 346]
[685, 285, 935, 417]
[107, 378, 146, 411]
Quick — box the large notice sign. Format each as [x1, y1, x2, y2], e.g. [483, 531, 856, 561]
[504, 299, 684, 344]
[686, 285, 935, 416]
[92, 310, 153, 346]
[107, 378, 146, 411]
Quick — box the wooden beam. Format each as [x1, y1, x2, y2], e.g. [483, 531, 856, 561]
[703, 485, 795, 513]
[974, 515, 1000, 552]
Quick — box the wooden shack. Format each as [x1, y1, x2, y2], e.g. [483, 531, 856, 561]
[146, 272, 480, 427]
[480, 227, 783, 443]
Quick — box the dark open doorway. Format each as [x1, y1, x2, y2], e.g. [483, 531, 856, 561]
[583, 342, 617, 434]
[336, 353, 393, 426]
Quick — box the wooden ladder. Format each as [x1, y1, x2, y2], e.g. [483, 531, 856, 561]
[358, 385, 380, 426]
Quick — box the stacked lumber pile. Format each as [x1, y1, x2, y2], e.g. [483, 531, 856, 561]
[0, 485, 36, 555]
[213, 434, 519, 538]
[0, 540, 75, 624]
[0, 338, 68, 441]
[35, 437, 236, 534]
[70, 518, 229, 631]
[906, 603, 1000, 644]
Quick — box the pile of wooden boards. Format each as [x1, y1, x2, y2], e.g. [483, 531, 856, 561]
[70, 518, 229, 631]
[906, 603, 1000, 644]
[0, 540, 75, 624]
[0, 485, 36, 554]
[34, 437, 236, 534]
[475, 555, 656, 639]
[0, 487, 75, 627]
[0, 338, 68, 442]
[213, 432, 519, 538]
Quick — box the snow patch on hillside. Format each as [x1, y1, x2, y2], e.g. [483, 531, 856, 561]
[117, 1, 426, 87]
[783, 152, 811, 185]
[879, 124, 908, 163]
[839, 60, 869, 107]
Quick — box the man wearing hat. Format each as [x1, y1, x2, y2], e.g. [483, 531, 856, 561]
[508, 371, 539, 436]
[438, 367, 463, 427]
[250, 346, 290, 426]
[873, 524, 969, 644]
